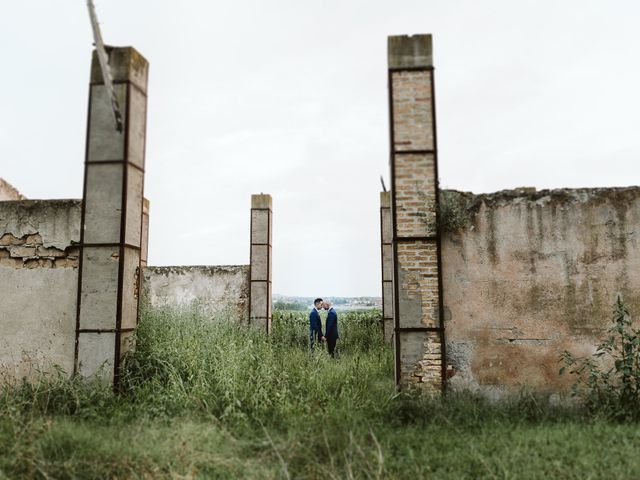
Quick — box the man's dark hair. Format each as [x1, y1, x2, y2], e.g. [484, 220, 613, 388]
[314, 298, 323, 306]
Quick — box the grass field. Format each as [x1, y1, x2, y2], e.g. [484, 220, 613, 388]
[2, 307, 640, 479]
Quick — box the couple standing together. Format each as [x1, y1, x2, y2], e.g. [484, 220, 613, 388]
[309, 298, 339, 357]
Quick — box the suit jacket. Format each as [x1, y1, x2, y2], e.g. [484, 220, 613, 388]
[325, 307, 339, 339]
[309, 308, 324, 338]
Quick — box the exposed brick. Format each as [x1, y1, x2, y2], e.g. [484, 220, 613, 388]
[36, 246, 66, 257]
[0, 233, 24, 246]
[25, 233, 43, 245]
[24, 258, 54, 269]
[0, 257, 23, 268]
[9, 246, 36, 258]
[54, 258, 79, 269]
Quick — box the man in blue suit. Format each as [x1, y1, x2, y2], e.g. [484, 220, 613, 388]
[323, 300, 339, 357]
[309, 297, 325, 350]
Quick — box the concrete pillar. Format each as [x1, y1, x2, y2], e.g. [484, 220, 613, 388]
[380, 191, 394, 342]
[388, 34, 445, 391]
[74, 47, 148, 387]
[249, 194, 272, 333]
[140, 198, 150, 268]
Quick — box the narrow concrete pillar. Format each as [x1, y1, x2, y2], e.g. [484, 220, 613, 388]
[74, 47, 149, 387]
[140, 198, 150, 268]
[249, 194, 272, 333]
[388, 34, 445, 391]
[380, 191, 394, 342]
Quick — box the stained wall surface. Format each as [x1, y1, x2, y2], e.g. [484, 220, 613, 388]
[142, 266, 250, 320]
[0, 200, 81, 379]
[442, 187, 640, 397]
[1, 199, 251, 382]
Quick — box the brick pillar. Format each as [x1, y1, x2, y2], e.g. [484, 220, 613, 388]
[380, 191, 394, 342]
[388, 34, 445, 391]
[249, 194, 272, 333]
[74, 47, 148, 387]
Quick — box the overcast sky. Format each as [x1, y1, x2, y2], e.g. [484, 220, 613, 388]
[1, 1, 639, 297]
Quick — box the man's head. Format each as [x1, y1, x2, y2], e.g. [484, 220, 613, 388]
[322, 300, 332, 310]
[314, 298, 323, 309]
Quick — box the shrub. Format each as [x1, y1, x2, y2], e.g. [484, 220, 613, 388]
[438, 190, 474, 233]
[560, 295, 640, 420]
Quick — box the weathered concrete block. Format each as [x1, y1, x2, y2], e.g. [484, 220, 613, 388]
[90, 47, 149, 94]
[382, 244, 393, 280]
[124, 167, 144, 247]
[83, 164, 124, 244]
[127, 88, 148, 169]
[388, 34, 432, 69]
[78, 247, 120, 330]
[383, 282, 394, 318]
[251, 194, 272, 210]
[76, 332, 116, 380]
[250, 281, 269, 318]
[251, 210, 270, 244]
[250, 244, 269, 281]
[120, 247, 142, 330]
[87, 85, 127, 162]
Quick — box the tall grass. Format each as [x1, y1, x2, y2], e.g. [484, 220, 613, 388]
[2, 306, 640, 478]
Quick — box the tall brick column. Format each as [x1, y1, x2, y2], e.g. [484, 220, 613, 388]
[380, 191, 394, 341]
[249, 194, 272, 333]
[388, 34, 445, 391]
[74, 47, 148, 387]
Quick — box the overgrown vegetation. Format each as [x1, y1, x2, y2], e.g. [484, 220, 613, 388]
[561, 295, 640, 421]
[2, 306, 640, 478]
[438, 189, 474, 233]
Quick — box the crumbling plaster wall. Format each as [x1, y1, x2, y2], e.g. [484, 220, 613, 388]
[442, 187, 640, 397]
[1, 199, 251, 381]
[0, 178, 25, 201]
[143, 266, 250, 320]
[0, 199, 81, 379]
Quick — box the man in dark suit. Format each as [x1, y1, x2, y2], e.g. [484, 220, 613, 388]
[323, 300, 339, 357]
[309, 297, 325, 351]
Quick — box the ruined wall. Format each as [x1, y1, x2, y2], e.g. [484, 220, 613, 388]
[0, 200, 81, 379]
[0, 199, 251, 381]
[0, 179, 25, 201]
[143, 266, 250, 320]
[442, 187, 640, 397]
